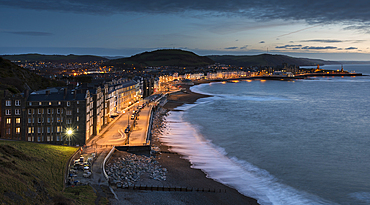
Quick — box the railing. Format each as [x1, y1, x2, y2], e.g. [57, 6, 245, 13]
[103, 146, 115, 181]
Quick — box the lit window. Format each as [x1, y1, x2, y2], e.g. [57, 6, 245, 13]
[16, 127, 20, 134]
[39, 102, 42, 105]
[57, 126, 61, 133]
[15, 100, 20, 106]
[58, 101, 61, 105]
[6, 100, 11, 106]
[49, 102, 52, 105]
[76, 116, 79, 122]
[57, 117, 60, 122]
[76, 126, 79, 131]
[16, 118, 20, 124]
[28, 127, 32, 134]
[6, 118, 11, 124]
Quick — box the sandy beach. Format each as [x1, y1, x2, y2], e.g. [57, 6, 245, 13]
[109, 86, 259, 205]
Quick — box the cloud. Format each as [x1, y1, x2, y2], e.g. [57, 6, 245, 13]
[2, 31, 53, 36]
[301, 46, 338, 50]
[259, 41, 265, 43]
[275, 45, 302, 49]
[3, 0, 370, 31]
[300, 39, 343, 43]
[224, 46, 238, 49]
[345, 47, 358, 50]
[240, 45, 248, 49]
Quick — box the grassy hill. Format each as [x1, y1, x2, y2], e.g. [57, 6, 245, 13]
[208, 54, 339, 67]
[104, 49, 214, 68]
[0, 57, 65, 98]
[1, 54, 108, 63]
[0, 140, 100, 204]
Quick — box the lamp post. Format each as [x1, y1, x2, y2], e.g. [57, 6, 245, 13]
[67, 129, 73, 146]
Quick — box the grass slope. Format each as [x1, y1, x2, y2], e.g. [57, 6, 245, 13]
[0, 140, 98, 205]
[208, 54, 339, 67]
[1, 54, 108, 63]
[105, 49, 214, 67]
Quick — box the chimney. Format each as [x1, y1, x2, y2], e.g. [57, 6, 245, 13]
[24, 89, 29, 99]
[64, 88, 67, 99]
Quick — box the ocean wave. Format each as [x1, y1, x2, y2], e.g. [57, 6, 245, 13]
[159, 104, 335, 205]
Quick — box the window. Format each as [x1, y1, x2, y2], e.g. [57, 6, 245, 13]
[15, 100, 20, 106]
[47, 118, 50, 123]
[47, 109, 51, 114]
[42, 118, 44, 123]
[28, 109, 32, 115]
[15, 109, 20, 115]
[52, 109, 54, 114]
[37, 136, 40, 142]
[67, 101, 70, 106]
[57, 109, 60, 114]
[77, 101, 79, 105]
[16, 127, 20, 134]
[28, 127, 32, 134]
[6, 128, 11, 135]
[76, 116, 79, 122]
[6, 100, 11, 106]
[49, 102, 52, 105]
[76, 126, 79, 131]
[77, 108, 79, 113]
[16, 118, 20, 124]
[67, 118, 71, 124]
[5, 109, 11, 115]
[57, 117, 60, 122]
[38, 109, 41, 114]
[66, 110, 72, 115]
[38, 118, 41, 123]
[56, 136, 59, 141]
[6, 118, 11, 124]
[28, 118, 31, 123]
[29, 102, 32, 106]
[28, 137, 31, 141]
[47, 136, 50, 142]
[39, 102, 42, 106]
[57, 126, 61, 133]
[47, 127, 51, 133]
[32, 118, 35, 123]
[58, 101, 61, 105]
[38, 127, 41, 133]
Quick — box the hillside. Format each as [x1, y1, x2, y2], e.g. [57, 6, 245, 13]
[104, 49, 214, 68]
[208, 54, 340, 67]
[1, 54, 108, 63]
[0, 57, 65, 97]
[0, 140, 98, 204]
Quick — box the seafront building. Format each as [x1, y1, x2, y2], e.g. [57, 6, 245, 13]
[0, 79, 140, 146]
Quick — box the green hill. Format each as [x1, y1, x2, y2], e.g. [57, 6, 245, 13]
[104, 49, 215, 68]
[0, 57, 65, 97]
[0, 140, 100, 204]
[1, 54, 108, 63]
[208, 54, 339, 67]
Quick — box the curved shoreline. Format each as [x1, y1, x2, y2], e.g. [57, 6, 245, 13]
[160, 86, 260, 205]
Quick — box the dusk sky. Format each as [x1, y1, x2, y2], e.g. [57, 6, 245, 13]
[2, 0, 370, 60]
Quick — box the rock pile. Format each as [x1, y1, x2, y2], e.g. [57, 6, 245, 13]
[106, 153, 167, 187]
[151, 107, 168, 152]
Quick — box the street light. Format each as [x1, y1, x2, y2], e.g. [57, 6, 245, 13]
[66, 129, 73, 146]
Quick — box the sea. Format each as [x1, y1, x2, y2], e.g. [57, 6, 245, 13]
[159, 64, 370, 205]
